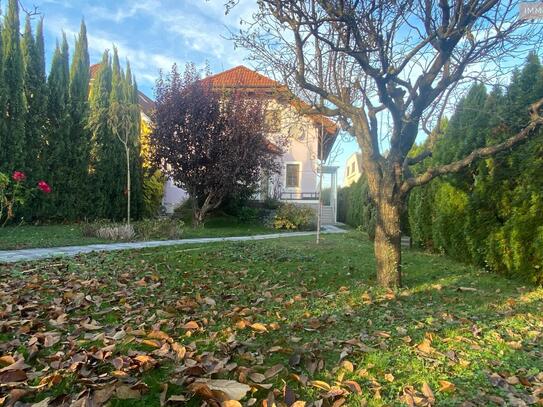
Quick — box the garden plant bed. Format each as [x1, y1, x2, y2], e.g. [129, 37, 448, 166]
[0, 232, 541, 406]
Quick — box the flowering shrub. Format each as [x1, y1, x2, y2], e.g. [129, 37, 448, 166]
[0, 171, 51, 226]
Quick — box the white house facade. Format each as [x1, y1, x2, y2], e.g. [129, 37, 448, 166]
[148, 66, 339, 224]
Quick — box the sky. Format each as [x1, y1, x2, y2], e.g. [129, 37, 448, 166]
[18, 0, 360, 183]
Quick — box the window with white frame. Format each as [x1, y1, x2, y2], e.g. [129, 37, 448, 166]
[285, 163, 300, 188]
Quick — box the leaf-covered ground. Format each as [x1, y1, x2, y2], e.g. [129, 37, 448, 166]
[0, 232, 542, 406]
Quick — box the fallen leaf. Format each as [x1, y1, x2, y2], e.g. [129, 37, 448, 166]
[182, 321, 199, 330]
[384, 373, 395, 382]
[438, 380, 455, 393]
[250, 323, 268, 332]
[194, 379, 251, 401]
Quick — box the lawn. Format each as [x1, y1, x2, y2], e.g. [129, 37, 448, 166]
[0, 232, 541, 406]
[0, 216, 274, 251]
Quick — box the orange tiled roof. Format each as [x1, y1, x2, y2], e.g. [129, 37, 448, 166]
[203, 66, 338, 136]
[204, 65, 285, 89]
[90, 63, 101, 79]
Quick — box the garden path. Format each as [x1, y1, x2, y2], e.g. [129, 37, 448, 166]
[0, 225, 346, 263]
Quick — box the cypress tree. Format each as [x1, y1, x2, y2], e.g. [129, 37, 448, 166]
[0, 11, 5, 166]
[69, 20, 91, 217]
[100, 47, 128, 220]
[21, 16, 47, 177]
[1, 0, 26, 172]
[88, 51, 113, 218]
[128, 71, 144, 220]
[44, 36, 71, 219]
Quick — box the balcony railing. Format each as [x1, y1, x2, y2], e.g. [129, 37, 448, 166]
[280, 192, 320, 201]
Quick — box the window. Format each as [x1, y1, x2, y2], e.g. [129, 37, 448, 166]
[285, 163, 300, 188]
[265, 109, 281, 133]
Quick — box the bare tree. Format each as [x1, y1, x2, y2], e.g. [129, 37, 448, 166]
[232, 0, 543, 287]
[108, 101, 139, 226]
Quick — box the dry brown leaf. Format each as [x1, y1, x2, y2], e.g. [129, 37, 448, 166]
[340, 360, 354, 372]
[250, 323, 268, 332]
[384, 373, 395, 382]
[171, 342, 186, 359]
[182, 321, 199, 330]
[0, 355, 16, 367]
[264, 364, 284, 379]
[148, 330, 170, 341]
[343, 380, 362, 394]
[438, 380, 455, 393]
[310, 380, 331, 391]
[249, 372, 266, 383]
[167, 394, 187, 403]
[193, 379, 251, 401]
[416, 338, 434, 354]
[142, 339, 161, 348]
[421, 382, 435, 402]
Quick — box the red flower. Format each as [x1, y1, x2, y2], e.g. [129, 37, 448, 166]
[12, 171, 26, 182]
[37, 180, 52, 194]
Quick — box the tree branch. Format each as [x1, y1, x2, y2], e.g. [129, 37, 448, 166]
[400, 98, 543, 195]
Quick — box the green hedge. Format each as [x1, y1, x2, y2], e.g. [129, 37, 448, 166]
[338, 177, 376, 239]
[408, 54, 543, 284]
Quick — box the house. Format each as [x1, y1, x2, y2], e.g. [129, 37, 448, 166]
[344, 152, 363, 187]
[161, 65, 340, 224]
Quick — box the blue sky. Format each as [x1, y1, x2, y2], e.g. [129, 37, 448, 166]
[20, 0, 360, 181]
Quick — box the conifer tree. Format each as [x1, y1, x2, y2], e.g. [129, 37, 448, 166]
[1, 0, 26, 172]
[35, 18, 45, 81]
[88, 51, 113, 218]
[22, 16, 47, 177]
[44, 35, 71, 219]
[69, 20, 91, 216]
[0, 11, 5, 164]
[100, 47, 128, 220]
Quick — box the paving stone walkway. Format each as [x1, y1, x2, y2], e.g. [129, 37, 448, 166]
[0, 225, 346, 264]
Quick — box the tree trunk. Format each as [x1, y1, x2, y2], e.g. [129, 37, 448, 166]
[191, 197, 204, 228]
[374, 196, 402, 288]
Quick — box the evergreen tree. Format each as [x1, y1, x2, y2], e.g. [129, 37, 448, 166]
[101, 47, 128, 220]
[126, 66, 144, 220]
[0, 10, 5, 165]
[69, 20, 91, 217]
[43, 35, 71, 219]
[21, 16, 47, 177]
[35, 18, 46, 81]
[88, 51, 113, 218]
[407, 54, 543, 284]
[1, 0, 26, 172]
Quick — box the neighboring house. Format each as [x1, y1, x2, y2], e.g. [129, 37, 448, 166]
[344, 152, 363, 187]
[161, 65, 340, 224]
[92, 63, 340, 223]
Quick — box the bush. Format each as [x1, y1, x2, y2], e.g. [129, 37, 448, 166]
[143, 170, 165, 218]
[134, 218, 184, 240]
[273, 203, 316, 230]
[82, 221, 135, 241]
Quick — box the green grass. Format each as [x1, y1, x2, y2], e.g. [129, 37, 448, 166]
[0, 232, 541, 406]
[0, 216, 275, 250]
